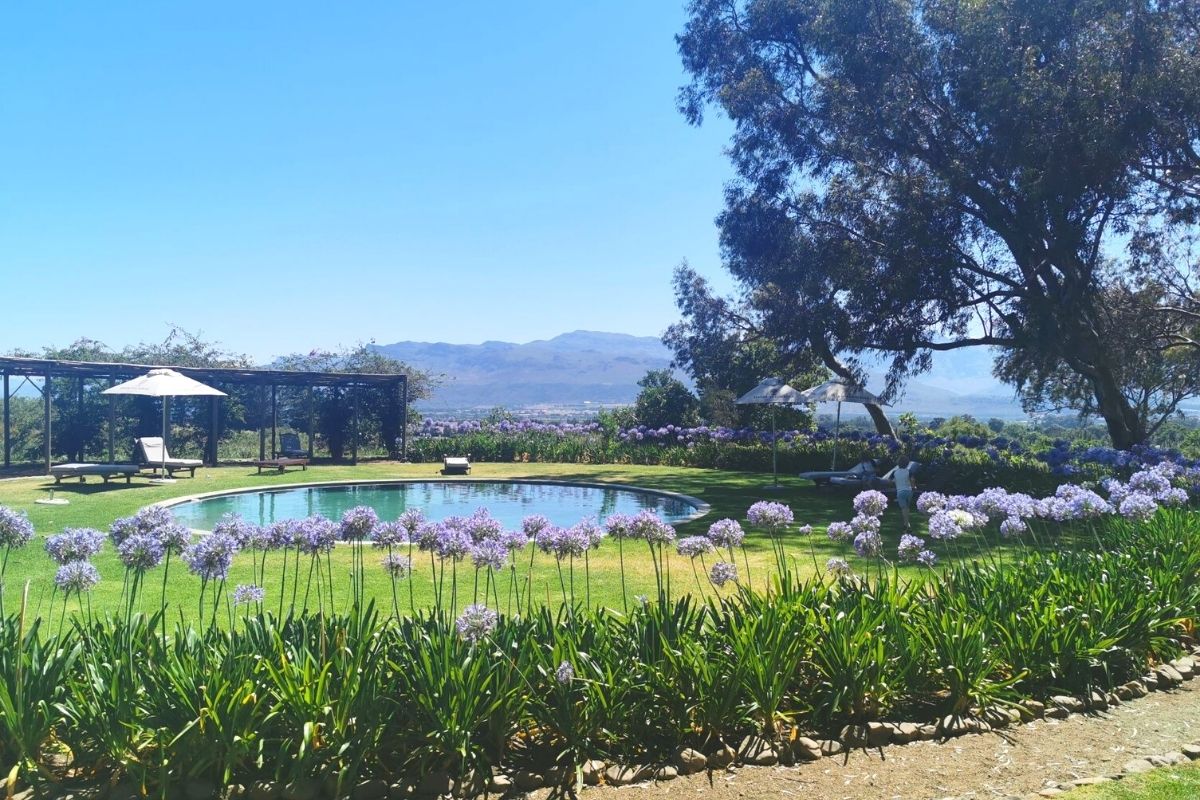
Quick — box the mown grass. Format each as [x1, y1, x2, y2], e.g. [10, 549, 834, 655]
[1072, 763, 1200, 799]
[0, 461, 1076, 622]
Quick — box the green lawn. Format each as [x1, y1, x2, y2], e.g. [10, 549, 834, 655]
[1071, 763, 1200, 799]
[0, 461, 1051, 622]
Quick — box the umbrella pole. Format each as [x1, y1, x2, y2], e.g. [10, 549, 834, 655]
[152, 398, 175, 484]
[832, 401, 841, 471]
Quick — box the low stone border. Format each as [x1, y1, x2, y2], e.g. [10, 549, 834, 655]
[18, 649, 1200, 800]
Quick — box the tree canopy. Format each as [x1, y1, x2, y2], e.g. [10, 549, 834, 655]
[678, 0, 1200, 448]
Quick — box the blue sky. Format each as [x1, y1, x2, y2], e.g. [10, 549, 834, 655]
[0, 2, 735, 362]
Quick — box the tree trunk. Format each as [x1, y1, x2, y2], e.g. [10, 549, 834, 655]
[812, 337, 898, 438]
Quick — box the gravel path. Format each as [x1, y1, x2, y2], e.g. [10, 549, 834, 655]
[582, 681, 1200, 800]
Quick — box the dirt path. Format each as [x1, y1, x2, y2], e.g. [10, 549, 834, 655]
[582, 682, 1200, 800]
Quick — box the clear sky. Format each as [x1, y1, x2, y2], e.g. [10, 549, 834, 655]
[0, 2, 736, 362]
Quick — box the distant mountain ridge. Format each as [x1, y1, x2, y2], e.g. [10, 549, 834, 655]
[371, 330, 1025, 417]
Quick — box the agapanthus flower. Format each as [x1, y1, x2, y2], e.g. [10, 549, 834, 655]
[183, 532, 240, 581]
[915, 492, 947, 514]
[45, 528, 105, 564]
[676, 535, 715, 558]
[339, 506, 379, 540]
[916, 550, 938, 567]
[1159, 487, 1189, 507]
[54, 560, 100, 594]
[945, 508, 981, 529]
[555, 660, 575, 685]
[158, 523, 193, 554]
[853, 530, 882, 558]
[435, 525, 474, 561]
[381, 553, 412, 578]
[470, 538, 508, 571]
[975, 487, 1011, 516]
[109, 505, 175, 547]
[522, 514, 553, 538]
[853, 490, 888, 517]
[796, 524, 813, 536]
[117, 533, 165, 571]
[455, 603, 498, 644]
[397, 508, 426, 537]
[630, 510, 675, 544]
[498, 529, 530, 552]
[295, 516, 338, 554]
[705, 519, 745, 548]
[231, 583, 265, 606]
[927, 511, 962, 541]
[709, 560, 738, 588]
[897, 533, 925, 563]
[999, 517, 1027, 538]
[825, 557, 852, 577]
[603, 512, 634, 539]
[0, 506, 35, 549]
[212, 513, 261, 549]
[826, 521, 853, 543]
[850, 513, 881, 535]
[465, 508, 503, 542]
[370, 520, 408, 549]
[1118, 492, 1159, 522]
[1128, 469, 1172, 498]
[747, 501, 793, 530]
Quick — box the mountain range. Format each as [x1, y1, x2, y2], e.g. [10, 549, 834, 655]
[372, 330, 1025, 418]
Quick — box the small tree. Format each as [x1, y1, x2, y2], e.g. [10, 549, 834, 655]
[633, 370, 699, 429]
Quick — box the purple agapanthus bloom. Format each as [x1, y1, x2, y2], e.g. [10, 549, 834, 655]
[498, 529, 530, 552]
[1128, 469, 1172, 498]
[853, 490, 888, 517]
[676, 535, 715, 558]
[212, 513, 261, 549]
[1160, 487, 1190, 507]
[915, 492, 947, 514]
[465, 508, 503, 543]
[339, 506, 380, 541]
[231, 583, 265, 606]
[850, 513, 881, 535]
[370, 520, 409, 549]
[825, 557, 852, 577]
[630, 510, 676, 544]
[574, 517, 605, 549]
[897, 533, 925, 563]
[555, 660, 575, 685]
[709, 560, 738, 587]
[746, 501, 793, 530]
[1119, 492, 1159, 522]
[158, 523, 193, 554]
[522, 514, 553, 538]
[796, 524, 813, 536]
[927, 511, 963, 541]
[455, 603, 498, 644]
[471, 538, 508, 571]
[45, 528, 105, 565]
[853, 530, 882, 558]
[381, 553, 412, 578]
[266, 519, 300, 550]
[109, 505, 176, 549]
[397, 508, 426, 537]
[999, 516, 1027, 538]
[826, 521, 853, 543]
[706, 518, 745, 548]
[295, 516, 338, 554]
[117, 533, 165, 571]
[435, 525, 474, 561]
[183, 532, 241, 581]
[916, 550, 938, 567]
[603, 512, 634, 539]
[54, 560, 100, 594]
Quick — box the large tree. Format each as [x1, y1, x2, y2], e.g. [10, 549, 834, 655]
[678, 0, 1200, 448]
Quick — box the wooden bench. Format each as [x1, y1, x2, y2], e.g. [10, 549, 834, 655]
[50, 463, 141, 484]
[255, 457, 309, 474]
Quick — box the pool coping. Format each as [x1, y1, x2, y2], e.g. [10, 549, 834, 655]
[157, 477, 711, 530]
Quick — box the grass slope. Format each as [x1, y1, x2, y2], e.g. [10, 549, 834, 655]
[1072, 763, 1200, 799]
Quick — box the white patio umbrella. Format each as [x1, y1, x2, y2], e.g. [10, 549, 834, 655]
[103, 368, 226, 484]
[736, 377, 806, 486]
[798, 378, 885, 471]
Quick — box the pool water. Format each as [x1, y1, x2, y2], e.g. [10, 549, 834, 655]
[168, 480, 700, 530]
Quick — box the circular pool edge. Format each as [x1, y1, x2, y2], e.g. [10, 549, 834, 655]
[157, 478, 711, 532]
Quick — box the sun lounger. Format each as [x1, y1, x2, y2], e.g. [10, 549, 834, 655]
[50, 463, 140, 484]
[256, 457, 309, 474]
[134, 437, 203, 478]
[443, 455, 471, 475]
[274, 432, 308, 459]
[800, 459, 877, 486]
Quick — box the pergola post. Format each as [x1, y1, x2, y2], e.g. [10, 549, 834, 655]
[398, 377, 408, 461]
[258, 384, 267, 462]
[351, 386, 359, 466]
[75, 377, 84, 462]
[307, 386, 315, 459]
[271, 384, 278, 459]
[107, 387, 116, 464]
[43, 374, 52, 472]
[208, 394, 220, 466]
[3, 373, 10, 468]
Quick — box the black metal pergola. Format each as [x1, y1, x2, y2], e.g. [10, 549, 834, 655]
[0, 356, 407, 472]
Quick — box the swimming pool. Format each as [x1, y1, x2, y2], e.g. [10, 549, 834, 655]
[165, 480, 706, 531]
